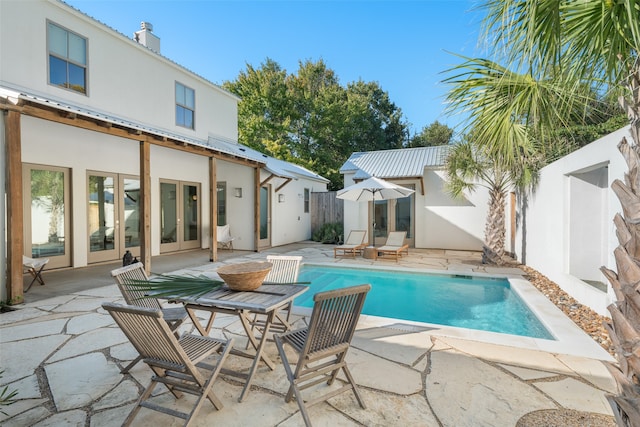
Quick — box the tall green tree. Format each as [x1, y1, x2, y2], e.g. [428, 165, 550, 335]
[467, 1, 639, 423]
[223, 59, 408, 190]
[409, 121, 454, 147]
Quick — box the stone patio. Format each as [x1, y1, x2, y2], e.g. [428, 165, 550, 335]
[0, 244, 618, 426]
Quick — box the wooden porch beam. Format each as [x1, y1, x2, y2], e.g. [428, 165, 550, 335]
[254, 167, 260, 252]
[139, 140, 151, 274]
[5, 110, 24, 304]
[275, 178, 292, 193]
[260, 173, 275, 187]
[209, 157, 218, 262]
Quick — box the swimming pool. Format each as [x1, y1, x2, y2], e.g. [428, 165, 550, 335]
[295, 264, 554, 340]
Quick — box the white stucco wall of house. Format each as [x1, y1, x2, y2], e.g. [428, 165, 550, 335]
[22, 115, 140, 267]
[1, 0, 238, 142]
[215, 160, 256, 251]
[342, 170, 496, 252]
[516, 126, 631, 316]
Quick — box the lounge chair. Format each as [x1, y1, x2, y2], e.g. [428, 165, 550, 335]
[217, 224, 235, 251]
[102, 302, 234, 427]
[23, 255, 49, 292]
[375, 231, 409, 262]
[333, 230, 367, 258]
[248, 255, 303, 340]
[274, 284, 371, 427]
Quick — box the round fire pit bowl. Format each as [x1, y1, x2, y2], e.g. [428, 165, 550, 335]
[217, 261, 273, 291]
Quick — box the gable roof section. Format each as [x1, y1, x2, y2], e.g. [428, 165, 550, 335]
[340, 145, 451, 180]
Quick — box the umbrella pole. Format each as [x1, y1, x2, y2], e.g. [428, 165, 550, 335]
[371, 192, 375, 247]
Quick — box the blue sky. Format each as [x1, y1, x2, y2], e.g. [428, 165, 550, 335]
[65, 0, 483, 135]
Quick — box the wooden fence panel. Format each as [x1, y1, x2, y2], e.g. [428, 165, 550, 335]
[310, 191, 343, 234]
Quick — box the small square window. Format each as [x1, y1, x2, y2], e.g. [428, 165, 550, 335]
[48, 22, 87, 94]
[176, 82, 195, 129]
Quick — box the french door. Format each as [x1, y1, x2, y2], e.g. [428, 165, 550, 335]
[87, 172, 141, 263]
[23, 164, 71, 269]
[372, 184, 415, 247]
[160, 180, 201, 253]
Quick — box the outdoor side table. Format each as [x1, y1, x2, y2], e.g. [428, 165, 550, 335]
[363, 246, 377, 259]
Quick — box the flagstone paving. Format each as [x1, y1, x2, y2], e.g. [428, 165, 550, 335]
[0, 245, 619, 426]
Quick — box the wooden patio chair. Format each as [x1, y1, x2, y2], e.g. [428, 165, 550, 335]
[111, 263, 196, 373]
[216, 224, 235, 251]
[333, 230, 367, 258]
[274, 284, 371, 427]
[247, 255, 303, 342]
[375, 231, 409, 262]
[102, 302, 234, 427]
[23, 255, 49, 292]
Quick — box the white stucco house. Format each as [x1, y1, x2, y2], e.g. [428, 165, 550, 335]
[0, 0, 328, 301]
[339, 145, 516, 252]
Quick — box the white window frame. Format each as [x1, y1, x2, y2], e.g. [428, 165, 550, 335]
[175, 82, 195, 129]
[47, 21, 88, 95]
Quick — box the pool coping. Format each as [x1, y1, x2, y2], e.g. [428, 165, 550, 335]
[293, 261, 614, 361]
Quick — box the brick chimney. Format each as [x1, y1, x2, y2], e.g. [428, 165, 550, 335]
[134, 22, 160, 54]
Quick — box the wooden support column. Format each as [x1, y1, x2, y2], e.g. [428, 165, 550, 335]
[209, 157, 218, 262]
[140, 140, 151, 274]
[254, 167, 260, 252]
[5, 110, 24, 304]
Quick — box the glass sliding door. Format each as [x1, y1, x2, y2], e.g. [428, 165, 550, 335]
[160, 179, 200, 253]
[88, 173, 118, 263]
[182, 183, 200, 248]
[259, 185, 271, 248]
[23, 164, 71, 268]
[160, 181, 179, 252]
[370, 183, 415, 247]
[122, 176, 141, 250]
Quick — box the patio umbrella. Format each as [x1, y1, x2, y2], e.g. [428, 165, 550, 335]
[337, 176, 415, 246]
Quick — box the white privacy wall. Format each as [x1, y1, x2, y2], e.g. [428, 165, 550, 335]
[516, 126, 631, 315]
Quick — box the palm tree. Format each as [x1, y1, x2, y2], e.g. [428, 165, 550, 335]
[459, 1, 640, 424]
[445, 134, 539, 265]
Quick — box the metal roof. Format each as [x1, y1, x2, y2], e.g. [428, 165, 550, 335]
[340, 145, 452, 179]
[209, 137, 329, 183]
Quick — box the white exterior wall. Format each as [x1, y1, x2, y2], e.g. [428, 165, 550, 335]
[421, 169, 487, 250]
[516, 126, 631, 315]
[0, 0, 238, 141]
[267, 176, 327, 246]
[215, 160, 256, 251]
[342, 170, 494, 251]
[22, 116, 142, 267]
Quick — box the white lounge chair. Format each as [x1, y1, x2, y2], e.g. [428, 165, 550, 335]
[217, 224, 235, 251]
[375, 231, 409, 262]
[334, 230, 367, 258]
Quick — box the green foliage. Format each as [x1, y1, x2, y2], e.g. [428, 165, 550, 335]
[223, 58, 408, 190]
[312, 222, 344, 244]
[409, 121, 454, 147]
[0, 370, 18, 416]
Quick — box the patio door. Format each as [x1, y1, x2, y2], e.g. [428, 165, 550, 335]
[88, 172, 141, 263]
[23, 164, 71, 269]
[160, 180, 201, 253]
[371, 184, 415, 247]
[259, 184, 271, 249]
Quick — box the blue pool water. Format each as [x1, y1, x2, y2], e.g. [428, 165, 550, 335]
[296, 265, 554, 340]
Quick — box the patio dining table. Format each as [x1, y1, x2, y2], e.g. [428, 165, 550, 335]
[179, 283, 308, 402]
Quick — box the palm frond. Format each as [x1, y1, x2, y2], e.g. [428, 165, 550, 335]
[126, 274, 225, 299]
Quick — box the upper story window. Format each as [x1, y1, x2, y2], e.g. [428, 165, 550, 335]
[48, 22, 87, 94]
[175, 82, 195, 129]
